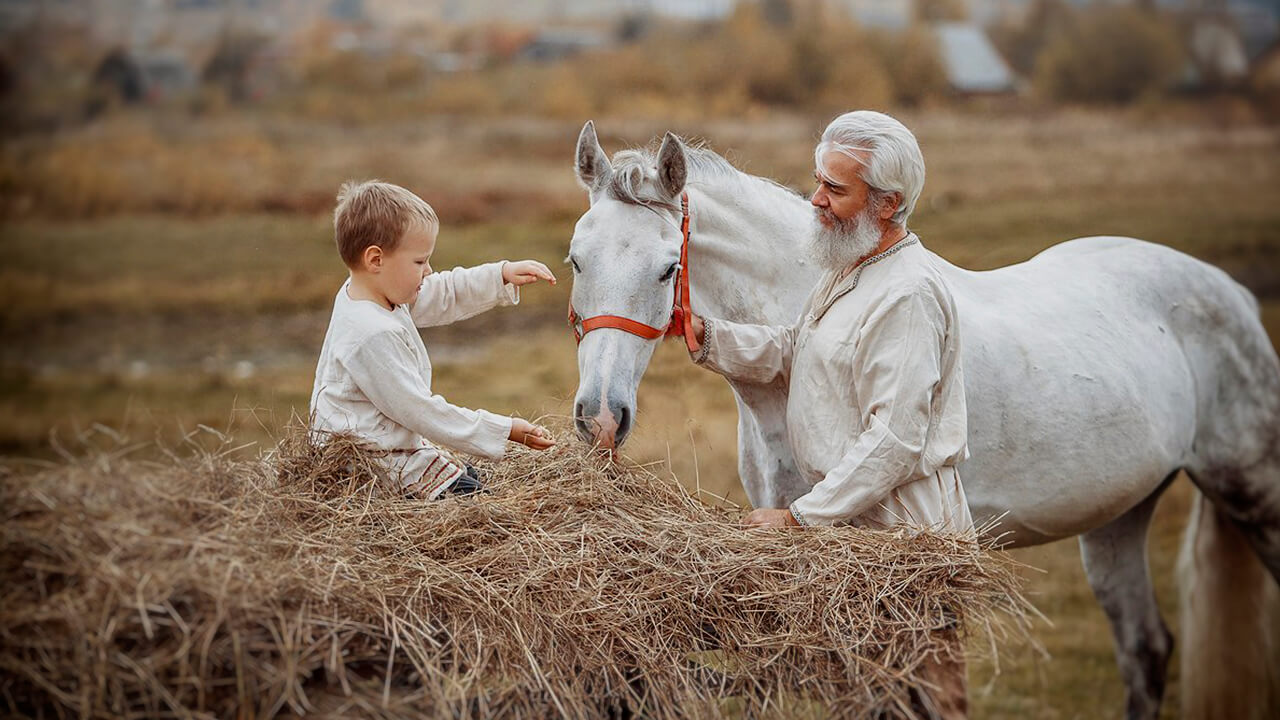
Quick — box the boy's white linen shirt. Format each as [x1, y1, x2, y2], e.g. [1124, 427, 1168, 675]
[310, 262, 518, 497]
[698, 238, 973, 531]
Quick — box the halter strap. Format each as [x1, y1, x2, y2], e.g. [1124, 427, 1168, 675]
[568, 192, 701, 354]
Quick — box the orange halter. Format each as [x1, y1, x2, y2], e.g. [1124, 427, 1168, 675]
[568, 192, 702, 355]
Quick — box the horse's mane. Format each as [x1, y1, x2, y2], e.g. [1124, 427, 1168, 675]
[606, 137, 800, 212]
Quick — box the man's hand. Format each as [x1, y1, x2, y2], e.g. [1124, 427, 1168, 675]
[688, 312, 707, 355]
[743, 508, 800, 528]
[510, 418, 555, 450]
[503, 260, 556, 287]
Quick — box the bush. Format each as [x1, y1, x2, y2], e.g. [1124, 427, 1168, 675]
[989, 0, 1077, 77]
[880, 25, 949, 107]
[1034, 6, 1184, 104]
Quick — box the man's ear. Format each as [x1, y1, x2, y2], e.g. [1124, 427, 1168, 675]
[363, 245, 384, 272]
[878, 192, 902, 222]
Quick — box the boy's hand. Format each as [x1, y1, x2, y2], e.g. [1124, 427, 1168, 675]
[510, 418, 555, 450]
[502, 260, 557, 287]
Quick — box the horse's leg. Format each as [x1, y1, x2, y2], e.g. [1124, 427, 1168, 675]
[1078, 473, 1177, 720]
[727, 380, 806, 509]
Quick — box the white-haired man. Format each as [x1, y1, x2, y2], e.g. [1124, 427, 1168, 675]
[687, 110, 972, 718]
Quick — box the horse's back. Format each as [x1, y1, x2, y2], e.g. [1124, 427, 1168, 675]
[947, 235, 1254, 316]
[935, 236, 1272, 543]
[944, 236, 1261, 361]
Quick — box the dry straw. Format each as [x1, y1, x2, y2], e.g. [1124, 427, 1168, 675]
[2, 423, 1034, 719]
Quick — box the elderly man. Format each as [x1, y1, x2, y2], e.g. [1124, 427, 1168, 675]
[687, 110, 972, 718]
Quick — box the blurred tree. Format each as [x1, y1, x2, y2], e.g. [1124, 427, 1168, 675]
[0, 51, 14, 99]
[1034, 5, 1184, 103]
[90, 49, 144, 107]
[616, 14, 651, 43]
[989, 0, 1077, 76]
[915, 0, 969, 22]
[817, 44, 895, 111]
[762, 0, 796, 28]
[865, 26, 948, 106]
[725, 4, 803, 105]
[203, 30, 267, 103]
[0, 21, 97, 129]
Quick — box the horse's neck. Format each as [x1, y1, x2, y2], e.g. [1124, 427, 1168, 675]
[687, 182, 817, 326]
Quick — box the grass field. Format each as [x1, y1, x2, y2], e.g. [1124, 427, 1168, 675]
[3, 107, 1279, 718]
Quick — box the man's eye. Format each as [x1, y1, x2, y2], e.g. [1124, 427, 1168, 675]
[660, 263, 678, 282]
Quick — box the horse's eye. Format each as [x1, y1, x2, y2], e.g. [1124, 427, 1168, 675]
[570, 258, 582, 274]
[660, 263, 679, 282]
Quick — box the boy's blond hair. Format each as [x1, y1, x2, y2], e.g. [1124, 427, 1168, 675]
[333, 180, 439, 268]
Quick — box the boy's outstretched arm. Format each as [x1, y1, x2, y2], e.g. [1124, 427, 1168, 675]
[410, 262, 516, 328]
[410, 260, 555, 328]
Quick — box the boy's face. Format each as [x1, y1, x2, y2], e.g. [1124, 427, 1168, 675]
[377, 224, 436, 306]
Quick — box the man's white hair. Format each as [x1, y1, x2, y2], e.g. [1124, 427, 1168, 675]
[815, 110, 925, 227]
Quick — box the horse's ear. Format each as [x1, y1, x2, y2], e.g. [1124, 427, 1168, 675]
[656, 132, 687, 199]
[575, 120, 611, 194]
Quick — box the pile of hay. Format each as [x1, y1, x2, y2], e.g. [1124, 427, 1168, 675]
[1, 425, 1032, 719]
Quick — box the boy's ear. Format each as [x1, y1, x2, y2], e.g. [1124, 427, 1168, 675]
[363, 245, 384, 272]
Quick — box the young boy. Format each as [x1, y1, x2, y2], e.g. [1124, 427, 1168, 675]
[310, 180, 555, 498]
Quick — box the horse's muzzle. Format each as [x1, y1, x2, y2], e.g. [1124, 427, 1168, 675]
[575, 397, 633, 451]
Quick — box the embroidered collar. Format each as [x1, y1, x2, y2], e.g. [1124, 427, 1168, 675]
[810, 234, 920, 324]
[855, 233, 918, 272]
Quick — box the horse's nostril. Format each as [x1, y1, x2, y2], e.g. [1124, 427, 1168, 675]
[574, 402, 591, 439]
[617, 406, 632, 442]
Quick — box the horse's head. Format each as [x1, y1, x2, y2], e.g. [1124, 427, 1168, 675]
[568, 121, 689, 449]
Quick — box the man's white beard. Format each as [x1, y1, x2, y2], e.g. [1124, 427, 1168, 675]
[809, 204, 883, 273]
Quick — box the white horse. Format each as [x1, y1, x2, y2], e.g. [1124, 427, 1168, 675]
[566, 122, 1280, 720]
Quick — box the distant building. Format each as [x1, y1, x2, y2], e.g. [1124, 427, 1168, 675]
[1188, 15, 1251, 85]
[837, 0, 914, 29]
[1179, 2, 1279, 88]
[517, 27, 612, 62]
[932, 21, 1017, 93]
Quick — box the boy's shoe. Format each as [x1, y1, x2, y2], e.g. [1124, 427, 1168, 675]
[446, 465, 487, 496]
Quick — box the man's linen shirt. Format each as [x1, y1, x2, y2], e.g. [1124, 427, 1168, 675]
[699, 237, 973, 530]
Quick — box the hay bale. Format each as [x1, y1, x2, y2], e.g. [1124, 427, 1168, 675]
[1, 424, 1033, 719]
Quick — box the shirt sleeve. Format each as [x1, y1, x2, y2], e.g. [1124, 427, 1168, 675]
[409, 261, 520, 328]
[695, 317, 798, 386]
[344, 330, 513, 459]
[789, 289, 947, 526]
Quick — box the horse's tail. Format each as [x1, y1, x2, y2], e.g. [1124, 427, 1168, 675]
[1177, 489, 1280, 719]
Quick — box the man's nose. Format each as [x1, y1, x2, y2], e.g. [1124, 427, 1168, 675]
[811, 190, 827, 208]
